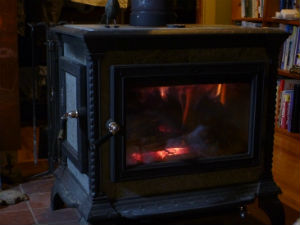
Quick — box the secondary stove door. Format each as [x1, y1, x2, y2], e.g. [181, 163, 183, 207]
[59, 57, 88, 173]
[110, 63, 265, 182]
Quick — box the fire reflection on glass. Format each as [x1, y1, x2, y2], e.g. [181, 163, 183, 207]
[125, 82, 251, 167]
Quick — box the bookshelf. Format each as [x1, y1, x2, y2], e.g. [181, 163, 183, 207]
[278, 69, 300, 79]
[232, 0, 300, 212]
[266, 18, 300, 26]
[232, 0, 300, 26]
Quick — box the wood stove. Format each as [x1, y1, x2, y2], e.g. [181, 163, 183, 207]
[47, 24, 288, 224]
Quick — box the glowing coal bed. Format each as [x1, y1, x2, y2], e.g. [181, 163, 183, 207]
[125, 83, 251, 167]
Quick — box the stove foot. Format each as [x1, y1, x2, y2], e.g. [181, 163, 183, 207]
[51, 188, 65, 210]
[258, 195, 285, 225]
[79, 217, 91, 225]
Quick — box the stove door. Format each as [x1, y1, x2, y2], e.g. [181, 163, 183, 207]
[59, 57, 87, 173]
[110, 62, 265, 181]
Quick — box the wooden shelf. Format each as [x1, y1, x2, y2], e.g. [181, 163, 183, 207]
[275, 127, 300, 140]
[278, 69, 300, 79]
[266, 18, 300, 26]
[232, 17, 263, 22]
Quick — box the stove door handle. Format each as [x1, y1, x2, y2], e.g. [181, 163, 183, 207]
[62, 110, 79, 119]
[57, 110, 82, 141]
[92, 120, 120, 149]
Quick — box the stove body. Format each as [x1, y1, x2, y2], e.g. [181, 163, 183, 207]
[47, 25, 288, 224]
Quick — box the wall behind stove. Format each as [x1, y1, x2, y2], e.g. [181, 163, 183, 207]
[0, 0, 20, 165]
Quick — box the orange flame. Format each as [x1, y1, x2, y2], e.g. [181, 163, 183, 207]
[220, 84, 226, 105]
[159, 87, 169, 101]
[182, 89, 192, 125]
[216, 84, 222, 97]
[215, 84, 226, 105]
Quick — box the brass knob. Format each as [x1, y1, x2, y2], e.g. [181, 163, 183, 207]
[107, 121, 120, 135]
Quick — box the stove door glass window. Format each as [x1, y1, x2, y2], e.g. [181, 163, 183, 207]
[125, 83, 251, 167]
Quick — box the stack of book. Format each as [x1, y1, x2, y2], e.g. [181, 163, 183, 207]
[279, 25, 300, 71]
[276, 79, 300, 133]
[241, 0, 264, 18]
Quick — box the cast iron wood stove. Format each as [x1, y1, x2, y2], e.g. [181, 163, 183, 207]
[47, 24, 288, 224]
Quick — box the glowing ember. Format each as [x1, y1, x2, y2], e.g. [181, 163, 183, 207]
[156, 150, 169, 159]
[158, 125, 173, 133]
[165, 147, 189, 155]
[127, 147, 190, 166]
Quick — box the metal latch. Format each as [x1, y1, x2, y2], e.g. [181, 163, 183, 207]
[57, 110, 79, 141]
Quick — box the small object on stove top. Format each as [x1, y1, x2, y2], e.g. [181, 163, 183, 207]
[167, 24, 186, 28]
[101, 0, 121, 28]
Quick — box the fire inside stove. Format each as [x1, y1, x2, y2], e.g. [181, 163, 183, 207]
[125, 82, 251, 167]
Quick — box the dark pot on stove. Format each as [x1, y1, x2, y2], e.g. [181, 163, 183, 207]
[130, 0, 174, 26]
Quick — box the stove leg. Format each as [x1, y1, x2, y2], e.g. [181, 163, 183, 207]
[258, 195, 285, 225]
[80, 218, 124, 225]
[51, 191, 65, 210]
[51, 181, 65, 210]
[79, 217, 91, 225]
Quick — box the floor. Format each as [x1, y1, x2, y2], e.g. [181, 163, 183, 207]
[0, 176, 81, 225]
[1, 175, 299, 225]
[0, 127, 299, 225]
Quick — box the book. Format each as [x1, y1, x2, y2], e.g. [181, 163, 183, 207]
[283, 25, 293, 70]
[241, 0, 246, 17]
[292, 27, 300, 66]
[291, 84, 300, 132]
[275, 79, 300, 128]
[287, 26, 298, 70]
[245, 0, 252, 17]
[253, 0, 258, 18]
[278, 25, 300, 70]
[295, 27, 300, 66]
[260, 0, 264, 17]
[287, 90, 294, 131]
[280, 90, 293, 129]
[280, 0, 286, 10]
[286, 0, 294, 8]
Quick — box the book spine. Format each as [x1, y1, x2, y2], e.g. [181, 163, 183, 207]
[275, 80, 281, 127]
[288, 26, 298, 70]
[280, 0, 286, 10]
[294, 27, 300, 66]
[241, 0, 246, 17]
[279, 79, 285, 91]
[278, 88, 286, 127]
[292, 27, 299, 66]
[280, 92, 291, 129]
[288, 0, 294, 8]
[257, 0, 261, 17]
[287, 91, 294, 131]
[253, 0, 258, 17]
[283, 25, 293, 70]
[291, 84, 300, 133]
